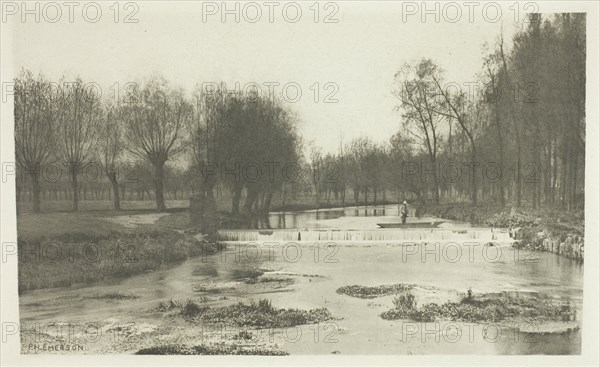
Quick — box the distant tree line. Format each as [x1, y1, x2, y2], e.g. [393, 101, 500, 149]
[14, 14, 585, 213]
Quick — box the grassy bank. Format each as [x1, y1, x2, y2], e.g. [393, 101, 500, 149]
[17, 211, 221, 292]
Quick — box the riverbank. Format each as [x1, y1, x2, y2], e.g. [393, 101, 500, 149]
[17, 212, 221, 292]
[417, 204, 585, 261]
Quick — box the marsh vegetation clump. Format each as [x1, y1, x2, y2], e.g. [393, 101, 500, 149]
[135, 343, 288, 355]
[336, 284, 414, 299]
[178, 298, 333, 328]
[380, 291, 571, 323]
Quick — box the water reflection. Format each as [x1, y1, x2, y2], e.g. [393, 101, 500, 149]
[224, 205, 401, 229]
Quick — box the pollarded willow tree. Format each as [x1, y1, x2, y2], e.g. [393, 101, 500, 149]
[100, 106, 124, 210]
[14, 70, 56, 213]
[55, 78, 103, 211]
[121, 78, 191, 211]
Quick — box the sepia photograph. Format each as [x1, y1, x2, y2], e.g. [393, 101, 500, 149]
[0, 1, 598, 366]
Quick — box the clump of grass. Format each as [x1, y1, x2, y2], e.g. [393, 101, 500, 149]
[394, 292, 417, 310]
[157, 299, 185, 312]
[135, 343, 288, 355]
[90, 291, 140, 300]
[336, 284, 414, 299]
[178, 298, 333, 328]
[194, 285, 235, 293]
[234, 330, 253, 340]
[381, 291, 572, 323]
[244, 277, 294, 286]
[181, 300, 209, 317]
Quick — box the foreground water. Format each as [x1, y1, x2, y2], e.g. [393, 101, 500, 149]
[19, 206, 583, 354]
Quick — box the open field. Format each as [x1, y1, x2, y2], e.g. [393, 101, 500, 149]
[16, 199, 190, 215]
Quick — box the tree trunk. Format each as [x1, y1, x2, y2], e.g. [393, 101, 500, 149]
[494, 107, 505, 206]
[560, 139, 568, 210]
[516, 142, 522, 207]
[263, 191, 273, 212]
[430, 159, 440, 205]
[244, 185, 259, 213]
[70, 165, 79, 211]
[107, 171, 121, 210]
[153, 161, 166, 211]
[570, 145, 578, 210]
[551, 138, 558, 206]
[544, 140, 551, 206]
[32, 175, 41, 213]
[231, 184, 243, 215]
[470, 146, 478, 205]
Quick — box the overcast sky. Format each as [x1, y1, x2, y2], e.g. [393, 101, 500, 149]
[9, 1, 527, 153]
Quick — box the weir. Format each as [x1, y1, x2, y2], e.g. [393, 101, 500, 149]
[217, 228, 514, 243]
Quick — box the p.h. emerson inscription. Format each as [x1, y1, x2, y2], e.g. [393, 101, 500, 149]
[1, 1, 598, 367]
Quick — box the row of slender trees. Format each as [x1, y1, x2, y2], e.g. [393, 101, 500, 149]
[305, 14, 585, 210]
[15, 13, 585, 214]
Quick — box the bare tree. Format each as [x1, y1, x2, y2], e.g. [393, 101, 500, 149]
[394, 60, 445, 204]
[122, 78, 191, 211]
[432, 76, 480, 205]
[100, 106, 123, 210]
[55, 78, 102, 211]
[483, 36, 510, 206]
[14, 70, 56, 213]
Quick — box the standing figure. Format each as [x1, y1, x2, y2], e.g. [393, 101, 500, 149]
[400, 200, 409, 224]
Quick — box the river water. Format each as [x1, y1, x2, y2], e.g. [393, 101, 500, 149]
[19, 205, 583, 354]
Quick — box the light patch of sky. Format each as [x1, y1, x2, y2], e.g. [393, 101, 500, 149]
[10, 1, 523, 154]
